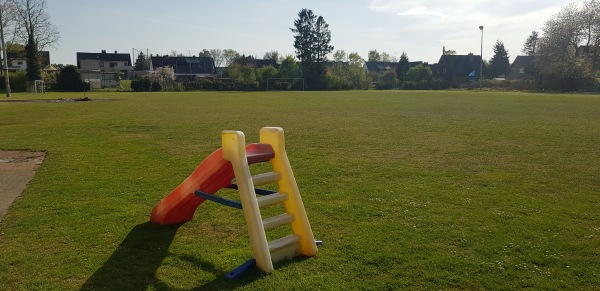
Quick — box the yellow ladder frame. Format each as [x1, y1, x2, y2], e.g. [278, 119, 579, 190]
[221, 127, 317, 274]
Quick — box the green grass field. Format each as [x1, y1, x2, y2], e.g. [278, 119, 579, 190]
[0, 90, 599, 290]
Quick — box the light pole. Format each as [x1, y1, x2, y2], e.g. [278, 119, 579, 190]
[479, 25, 484, 80]
[0, 4, 11, 97]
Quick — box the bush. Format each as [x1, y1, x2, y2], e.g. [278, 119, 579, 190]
[131, 78, 151, 92]
[183, 79, 222, 91]
[0, 71, 30, 92]
[56, 65, 90, 92]
[151, 81, 162, 92]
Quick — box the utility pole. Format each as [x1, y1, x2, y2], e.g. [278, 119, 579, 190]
[479, 26, 484, 80]
[0, 3, 11, 97]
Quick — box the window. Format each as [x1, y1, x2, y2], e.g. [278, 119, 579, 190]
[109, 62, 117, 67]
[519, 68, 525, 74]
[99, 62, 104, 67]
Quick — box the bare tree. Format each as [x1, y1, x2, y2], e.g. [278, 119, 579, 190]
[223, 49, 240, 66]
[11, 0, 59, 50]
[209, 49, 224, 67]
[263, 50, 279, 62]
[580, 0, 600, 47]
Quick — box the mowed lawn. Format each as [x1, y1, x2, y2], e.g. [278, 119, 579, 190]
[0, 90, 598, 290]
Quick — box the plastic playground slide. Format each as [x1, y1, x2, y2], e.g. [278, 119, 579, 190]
[150, 148, 235, 225]
[150, 143, 274, 225]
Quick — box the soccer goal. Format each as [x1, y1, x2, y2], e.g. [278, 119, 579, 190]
[26, 80, 45, 94]
[266, 78, 304, 91]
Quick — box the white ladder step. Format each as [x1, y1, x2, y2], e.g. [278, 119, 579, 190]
[262, 213, 295, 230]
[268, 234, 300, 253]
[252, 172, 281, 186]
[256, 192, 288, 208]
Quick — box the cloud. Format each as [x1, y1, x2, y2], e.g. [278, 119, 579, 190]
[397, 7, 445, 18]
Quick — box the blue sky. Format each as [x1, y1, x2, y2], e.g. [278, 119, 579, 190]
[47, 0, 570, 66]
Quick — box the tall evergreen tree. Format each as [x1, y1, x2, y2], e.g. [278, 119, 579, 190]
[134, 52, 149, 71]
[489, 40, 510, 78]
[522, 31, 539, 56]
[396, 52, 410, 81]
[291, 8, 334, 90]
[25, 33, 40, 81]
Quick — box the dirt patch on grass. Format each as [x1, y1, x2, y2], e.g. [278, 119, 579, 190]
[0, 151, 45, 221]
[0, 97, 118, 103]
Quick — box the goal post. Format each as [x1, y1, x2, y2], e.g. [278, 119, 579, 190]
[26, 80, 45, 94]
[266, 78, 304, 91]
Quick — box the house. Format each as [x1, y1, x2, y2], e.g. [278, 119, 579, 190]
[365, 61, 426, 75]
[235, 56, 277, 69]
[434, 53, 487, 82]
[5, 51, 51, 72]
[506, 56, 538, 80]
[150, 55, 216, 82]
[365, 61, 395, 74]
[79, 70, 120, 89]
[76, 50, 134, 79]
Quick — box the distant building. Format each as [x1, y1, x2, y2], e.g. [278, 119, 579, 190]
[365, 61, 426, 75]
[76, 50, 134, 80]
[5, 51, 51, 72]
[235, 56, 277, 69]
[365, 61, 395, 74]
[150, 55, 216, 81]
[434, 53, 488, 83]
[506, 56, 538, 80]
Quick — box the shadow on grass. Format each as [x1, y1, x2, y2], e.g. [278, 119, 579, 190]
[79, 222, 267, 290]
[80, 222, 183, 290]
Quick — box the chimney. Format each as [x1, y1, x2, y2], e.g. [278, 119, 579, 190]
[115, 50, 117, 54]
[101, 50, 106, 54]
[443, 46, 445, 55]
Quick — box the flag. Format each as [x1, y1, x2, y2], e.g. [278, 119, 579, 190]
[468, 70, 475, 78]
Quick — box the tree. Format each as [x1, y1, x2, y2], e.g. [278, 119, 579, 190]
[395, 52, 409, 81]
[291, 8, 334, 90]
[522, 31, 539, 56]
[11, 0, 59, 50]
[209, 49, 224, 67]
[347, 55, 369, 89]
[535, 0, 600, 90]
[405, 64, 432, 81]
[148, 66, 176, 91]
[24, 33, 39, 80]
[326, 51, 368, 90]
[169, 50, 184, 57]
[348, 52, 364, 66]
[5, 41, 25, 52]
[333, 49, 347, 62]
[228, 62, 257, 89]
[56, 65, 89, 91]
[198, 49, 210, 57]
[278, 55, 302, 78]
[134, 51, 149, 71]
[489, 40, 510, 78]
[380, 52, 391, 62]
[263, 51, 279, 63]
[368, 50, 380, 62]
[257, 65, 278, 89]
[377, 70, 397, 89]
[223, 49, 240, 66]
